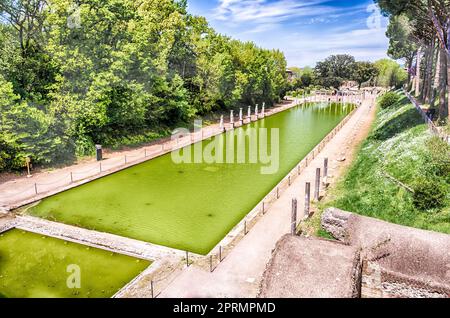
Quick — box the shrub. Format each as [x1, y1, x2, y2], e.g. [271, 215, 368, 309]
[379, 92, 400, 109]
[425, 137, 450, 182]
[412, 178, 448, 211]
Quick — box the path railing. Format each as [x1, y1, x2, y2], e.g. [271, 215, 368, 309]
[404, 90, 450, 144]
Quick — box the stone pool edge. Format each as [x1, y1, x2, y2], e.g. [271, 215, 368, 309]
[3, 98, 307, 211]
[6, 99, 358, 261]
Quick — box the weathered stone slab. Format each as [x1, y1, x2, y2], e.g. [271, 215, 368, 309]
[259, 235, 361, 298]
[321, 208, 450, 298]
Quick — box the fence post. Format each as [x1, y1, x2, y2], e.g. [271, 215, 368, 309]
[323, 158, 329, 178]
[210, 255, 213, 273]
[34, 183, 38, 195]
[99, 162, 102, 173]
[151, 280, 154, 298]
[304, 182, 311, 217]
[244, 220, 247, 235]
[219, 246, 222, 262]
[277, 187, 280, 199]
[315, 168, 321, 201]
[291, 199, 298, 235]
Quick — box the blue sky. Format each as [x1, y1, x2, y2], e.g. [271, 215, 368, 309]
[187, 0, 390, 67]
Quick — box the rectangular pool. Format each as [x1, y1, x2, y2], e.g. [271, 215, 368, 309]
[27, 102, 354, 255]
[0, 229, 151, 298]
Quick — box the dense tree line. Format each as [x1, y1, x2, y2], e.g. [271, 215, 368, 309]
[376, 0, 450, 122]
[289, 54, 406, 94]
[0, 0, 288, 170]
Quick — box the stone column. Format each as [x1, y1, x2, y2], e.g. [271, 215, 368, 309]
[219, 115, 224, 131]
[230, 110, 234, 129]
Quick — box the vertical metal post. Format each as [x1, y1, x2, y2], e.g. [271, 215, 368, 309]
[305, 182, 311, 217]
[99, 162, 102, 173]
[186, 251, 189, 267]
[70, 172, 73, 183]
[262, 202, 265, 214]
[151, 280, 154, 298]
[315, 168, 321, 201]
[34, 183, 38, 195]
[244, 221, 247, 235]
[210, 255, 213, 273]
[277, 187, 280, 199]
[219, 246, 222, 262]
[125, 155, 127, 164]
[324, 158, 329, 178]
[291, 199, 298, 235]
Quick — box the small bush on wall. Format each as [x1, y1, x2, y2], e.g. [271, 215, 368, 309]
[379, 92, 400, 109]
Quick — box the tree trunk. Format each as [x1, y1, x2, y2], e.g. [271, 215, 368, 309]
[427, 40, 436, 103]
[431, 47, 441, 107]
[407, 55, 414, 91]
[421, 43, 434, 103]
[447, 53, 450, 121]
[415, 47, 421, 96]
[434, 48, 441, 89]
[438, 48, 448, 120]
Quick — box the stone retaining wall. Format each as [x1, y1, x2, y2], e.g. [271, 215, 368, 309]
[322, 208, 450, 298]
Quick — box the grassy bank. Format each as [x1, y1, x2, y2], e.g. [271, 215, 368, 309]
[306, 91, 450, 236]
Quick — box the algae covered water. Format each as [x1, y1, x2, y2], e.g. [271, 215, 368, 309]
[0, 229, 150, 298]
[29, 102, 354, 254]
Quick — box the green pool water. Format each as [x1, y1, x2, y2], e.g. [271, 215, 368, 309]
[0, 229, 151, 298]
[29, 102, 354, 255]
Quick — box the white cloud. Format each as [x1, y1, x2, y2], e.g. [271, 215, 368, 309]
[214, 0, 335, 24]
[204, 0, 390, 66]
[283, 24, 390, 66]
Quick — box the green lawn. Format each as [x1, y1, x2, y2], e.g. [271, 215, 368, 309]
[318, 92, 450, 234]
[28, 103, 354, 255]
[0, 229, 151, 298]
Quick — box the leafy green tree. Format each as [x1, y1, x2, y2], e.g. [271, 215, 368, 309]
[374, 59, 407, 88]
[352, 61, 379, 88]
[385, 14, 417, 83]
[0, 0, 289, 170]
[314, 55, 356, 88]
